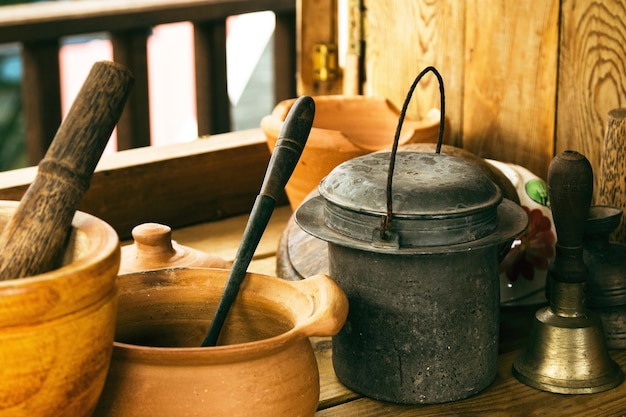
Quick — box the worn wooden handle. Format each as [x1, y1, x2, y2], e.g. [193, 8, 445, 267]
[201, 96, 315, 347]
[548, 150, 593, 283]
[259, 95, 315, 199]
[0, 61, 134, 280]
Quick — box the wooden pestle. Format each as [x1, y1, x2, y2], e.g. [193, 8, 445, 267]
[0, 61, 134, 281]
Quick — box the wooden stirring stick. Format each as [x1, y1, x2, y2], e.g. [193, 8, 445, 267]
[0, 61, 134, 281]
[202, 95, 315, 347]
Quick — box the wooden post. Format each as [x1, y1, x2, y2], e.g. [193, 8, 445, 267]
[297, 0, 342, 96]
[194, 19, 231, 136]
[21, 40, 62, 165]
[111, 28, 152, 150]
[274, 9, 297, 103]
[598, 108, 626, 243]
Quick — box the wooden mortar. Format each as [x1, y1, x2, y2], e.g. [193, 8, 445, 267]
[0, 200, 120, 416]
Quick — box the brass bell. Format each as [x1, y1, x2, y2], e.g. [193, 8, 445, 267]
[512, 150, 623, 394]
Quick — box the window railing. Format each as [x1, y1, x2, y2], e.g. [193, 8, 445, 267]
[0, 0, 296, 165]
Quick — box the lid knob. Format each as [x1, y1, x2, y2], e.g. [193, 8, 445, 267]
[120, 223, 231, 274]
[132, 223, 175, 255]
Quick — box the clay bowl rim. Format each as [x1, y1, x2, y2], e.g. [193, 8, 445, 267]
[261, 95, 441, 152]
[0, 200, 120, 325]
[112, 268, 340, 364]
[0, 200, 119, 284]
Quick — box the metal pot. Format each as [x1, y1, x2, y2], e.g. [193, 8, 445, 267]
[584, 205, 626, 349]
[295, 150, 528, 404]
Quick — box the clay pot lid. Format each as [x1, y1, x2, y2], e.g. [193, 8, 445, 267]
[120, 223, 230, 274]
[296, 151, 528, 252]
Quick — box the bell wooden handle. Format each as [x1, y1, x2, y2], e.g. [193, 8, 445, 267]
[0, 61, 133, 281]
[202, 95, 315, 347]
[547, 150, 593, 283]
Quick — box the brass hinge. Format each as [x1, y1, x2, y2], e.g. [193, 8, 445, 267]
[313, 42, 340, 83]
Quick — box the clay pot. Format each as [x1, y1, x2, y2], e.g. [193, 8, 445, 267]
[93, 268, 348, 417]
[120, 222, 231, 274]
[0, 200, 120, 417]
[261, 95, 443, 209]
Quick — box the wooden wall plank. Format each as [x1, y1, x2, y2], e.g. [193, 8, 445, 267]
[297, 0, 343, 96]
[557, 0, 626, 203]
[463, 0, 559, 179]
[0, 129, 275, 240]
[342, 0, 363, 96]
[363, 1, 465, 147]
[0, 0, 296, 43]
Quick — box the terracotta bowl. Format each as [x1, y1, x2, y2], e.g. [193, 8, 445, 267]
[261, 95, 443, 209]
[93, 268, 348, 417]
[0, 200, 120, 417]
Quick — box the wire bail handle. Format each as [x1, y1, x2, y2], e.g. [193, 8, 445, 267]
[380, 66, 446, 241]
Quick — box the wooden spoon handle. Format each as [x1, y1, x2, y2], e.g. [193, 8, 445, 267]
[0, 61, 133, 281]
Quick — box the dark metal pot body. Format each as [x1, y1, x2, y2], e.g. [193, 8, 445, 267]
[296, 151, 528, 404]
[328, 243, 500, 404]
[584, 205, 626, 349]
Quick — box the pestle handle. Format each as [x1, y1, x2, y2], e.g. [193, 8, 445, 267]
[547, 150, 593, 283]
[0, 61, 133, 281]
[202, 95, 315, 347]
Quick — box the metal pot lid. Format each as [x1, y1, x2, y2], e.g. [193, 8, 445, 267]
[320, 151, 501, 216]
[296, 151, 528, 252]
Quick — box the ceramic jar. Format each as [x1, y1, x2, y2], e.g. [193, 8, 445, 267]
[93, 268, 348, 417]
[261, 95, 442, 209]
[0, 200, 120, 417]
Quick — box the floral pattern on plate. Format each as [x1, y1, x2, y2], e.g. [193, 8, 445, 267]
[487, 160, 556, 306]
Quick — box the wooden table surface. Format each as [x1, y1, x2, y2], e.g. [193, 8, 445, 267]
[168, 205, 626, 417]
